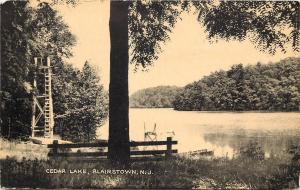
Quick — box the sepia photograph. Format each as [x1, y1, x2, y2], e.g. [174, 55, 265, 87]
[1, 0, 300, 189]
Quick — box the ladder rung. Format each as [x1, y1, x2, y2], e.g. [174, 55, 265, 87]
[33, 127, 44, 129]
[34, 127, 44, 129]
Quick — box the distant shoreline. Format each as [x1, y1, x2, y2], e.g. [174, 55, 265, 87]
[129, 107, 300, 113]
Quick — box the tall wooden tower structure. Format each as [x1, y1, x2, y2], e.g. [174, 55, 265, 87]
[31, 57, 54, 138]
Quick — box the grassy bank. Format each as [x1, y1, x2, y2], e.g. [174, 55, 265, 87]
[1, 138, 299, 189]
[1, 155, 299, 189]
[0, 138, 48, 160]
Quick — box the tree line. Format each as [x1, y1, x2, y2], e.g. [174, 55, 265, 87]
[129, 58, 300, 111]
[173, 58, 300, 111]
[1, 2, 108, 142]
[130, 86, 181, 108]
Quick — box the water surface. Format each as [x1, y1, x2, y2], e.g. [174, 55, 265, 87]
[98, 108, 300, 158]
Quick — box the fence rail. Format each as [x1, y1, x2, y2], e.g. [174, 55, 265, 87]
[48, 137, 177, 160]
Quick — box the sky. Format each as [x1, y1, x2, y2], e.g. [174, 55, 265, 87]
[52, 0, 299, 95]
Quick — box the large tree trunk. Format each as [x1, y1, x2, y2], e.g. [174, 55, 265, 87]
[108, 1, 130, 165]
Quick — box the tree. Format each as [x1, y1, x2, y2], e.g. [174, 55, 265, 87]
[54, 62, 108, 142]
[108, 0, 189, 164]
[200, 1, 299, 54]
[108, 1, 131, 164]
[1, 1, 32, 138]
[227, 64, 249, 111]
[80, 62, 108, 142]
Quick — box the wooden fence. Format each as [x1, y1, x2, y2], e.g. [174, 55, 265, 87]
[48, 137, 177, 161]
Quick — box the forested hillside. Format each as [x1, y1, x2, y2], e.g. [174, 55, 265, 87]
[130, 86, 182, 108]
[173, 58, 300, 111]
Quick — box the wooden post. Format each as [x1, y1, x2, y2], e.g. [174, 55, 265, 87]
[31, 57, 38, 137]
[166, 137, 172, 158]
[53, 140, 58, 155]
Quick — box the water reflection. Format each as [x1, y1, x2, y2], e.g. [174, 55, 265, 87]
[203, 129, 300, 158]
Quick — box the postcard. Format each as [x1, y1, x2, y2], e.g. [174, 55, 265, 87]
[1, 0, 299, 189]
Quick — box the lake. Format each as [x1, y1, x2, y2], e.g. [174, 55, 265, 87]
[98, 108, 300, 158]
